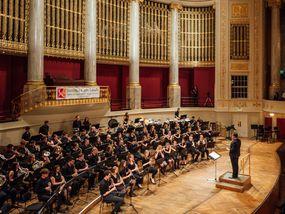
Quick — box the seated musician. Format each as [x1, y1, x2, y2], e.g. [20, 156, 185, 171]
[154, 145, 167, 175]
[118, 160, 136, 196]
[81, 137, 93, 156]
[197, 134, 209, 160]
[179, 138, 188, 165]
[75, 153, 96, 190]
[17, 140, 30, 163]
[127, 140, 142, 161]
[8, 162, 28, 203]
[110, 166, 126, 194]
[89, 125, 99, 138]
[142, 150, 157, 184]
[35, 168, 52, 202]
[186, 135, 200, 162]
[127, 154, 143, 189]
[172, 141, 181, 170]
[164, 142, 175, 171]
[99, 170, 124, 214]
[150, 133, 160, 150]
[50, 165, 72, 206]
[62, 156, 81, 196]
[26, 140, 40, 158]
[116, 140, 128, 161]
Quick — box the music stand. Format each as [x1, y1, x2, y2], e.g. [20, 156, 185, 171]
[141, 166, 155, 196]
[207, 151, 221, 182]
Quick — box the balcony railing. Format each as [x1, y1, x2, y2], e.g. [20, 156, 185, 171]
[181, 96, 214, 108]
[11, 86, 110, 118]
[142, 98, 168, 109]
[110, 99, 130, 111]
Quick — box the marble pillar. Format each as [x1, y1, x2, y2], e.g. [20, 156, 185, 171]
[25, 0, 45, 91]
[268, 0, 281, 99]
[84, 0, 97, 86]
[168, 3, 182, 108]
[127, 0, 142, 109]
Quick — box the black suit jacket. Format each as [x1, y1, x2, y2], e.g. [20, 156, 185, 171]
[229, 138, 241, 158]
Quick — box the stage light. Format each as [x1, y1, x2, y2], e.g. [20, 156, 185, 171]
[269, 113, 275, 117]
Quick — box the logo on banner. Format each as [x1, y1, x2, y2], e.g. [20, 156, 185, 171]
[56, 87, 66, 99]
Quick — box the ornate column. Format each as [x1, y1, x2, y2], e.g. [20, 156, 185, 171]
[268, 0, 281, 99]
[84, 0, 97, 86]
[168, 3, 182, 108]
[127, 0, 143, 109]
[25, 0, 45, 91]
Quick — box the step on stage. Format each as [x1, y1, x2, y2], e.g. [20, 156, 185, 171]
[90, 140, 281, 214]
[216, 172, 252, 192]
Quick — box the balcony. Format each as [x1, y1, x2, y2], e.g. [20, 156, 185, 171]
[11, 86, 110, 118]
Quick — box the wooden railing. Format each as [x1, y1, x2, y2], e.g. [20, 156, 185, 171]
[239, 153, 251, 176]
[11, 86, 110, 118]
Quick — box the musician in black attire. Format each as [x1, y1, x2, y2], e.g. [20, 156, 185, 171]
[174, 108, 180, 119]
[35, 168, 52, 202]
[75, 153, 95, 190]
[142, 150, 157, 184]
[39, 120, 49, 137]
[73, 115, 82, 131]
[62, 156, 81, 196]
[99, 170, 124, 214]
[22, 127, 31, 142]
[186, 135, 200, 162]
[229, 133, 241, 178]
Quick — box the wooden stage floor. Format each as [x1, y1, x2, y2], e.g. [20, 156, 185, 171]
[87, 139, 281, 214]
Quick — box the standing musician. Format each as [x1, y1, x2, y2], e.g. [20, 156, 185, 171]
[39, 120, 50, 137]
[229, 133, 241, 179]
[142, 150, 157, 184]
[197, 134, 209, 160]
[154, 145, 167, 175]
[174, 108, 180, 119]
[99, 170, 124, 214]
[72, 115, 82, 131]
[119, 160, 136, 197]
[123, 112, 129, 127]
[127, 154, 143, 189]
[22, 126, 31, 142]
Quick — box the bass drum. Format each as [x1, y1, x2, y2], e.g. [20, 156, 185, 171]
[108, 119, 119, 128]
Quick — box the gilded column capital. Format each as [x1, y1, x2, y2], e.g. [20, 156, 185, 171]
[170, 3, 183, 11]
[268, 0, 281, 8]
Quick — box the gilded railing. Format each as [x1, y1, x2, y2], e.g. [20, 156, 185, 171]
[140, 1, 169, 65]
[239, 153, 251, 176]
[230, 23, 249, 60]
[179, 6, 215, 67]
[97, 0, 129, 63]
[0, 0, 29, 54]
[11, 86, 110, 117]
[44, 0, 86, 59]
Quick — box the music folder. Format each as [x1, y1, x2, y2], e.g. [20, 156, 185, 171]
[209, 151, 221, 160]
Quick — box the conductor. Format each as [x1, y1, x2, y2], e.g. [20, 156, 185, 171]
[229, 133, 241, 178]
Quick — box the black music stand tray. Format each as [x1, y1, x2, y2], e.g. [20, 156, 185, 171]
[70, 172, 89, 211]
[207, 151, 221, 182]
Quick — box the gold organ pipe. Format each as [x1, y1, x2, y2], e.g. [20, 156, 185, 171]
[56, 0, 60, 48]
[52, 0, 56, 48]
[65, 0, 69, 49]
[14, 0, 19, 42]
[60, 0, 64, 49]
[69, 0, 73, 50]
[46, 0, 51, 47]
[78, 0, 82, 51]
[8, 0, 13, 41]
[2, 0, 8, 40]
[74, 0, 78, 51]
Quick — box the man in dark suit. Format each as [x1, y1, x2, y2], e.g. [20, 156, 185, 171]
[229, 133, 241, 178]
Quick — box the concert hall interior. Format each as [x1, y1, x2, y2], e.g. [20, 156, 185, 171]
[1, 0, 285, 213]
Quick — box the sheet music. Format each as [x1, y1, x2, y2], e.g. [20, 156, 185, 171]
[209, 151, 221, 160]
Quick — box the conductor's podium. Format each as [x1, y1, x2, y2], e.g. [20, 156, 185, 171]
[216, 172, 252, 192]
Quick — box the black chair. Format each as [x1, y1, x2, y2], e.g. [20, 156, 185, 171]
[99, 196, 114, 214]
